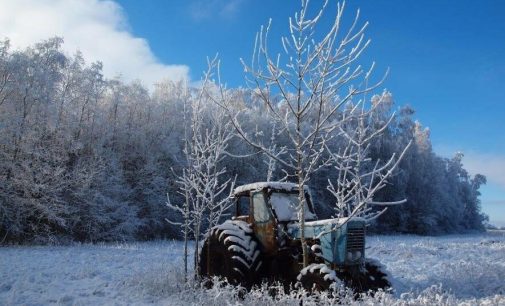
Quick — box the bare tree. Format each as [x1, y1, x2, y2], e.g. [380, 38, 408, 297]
[214, 0, 390, 266]
[167, 59, 235, 279]
[323, 91, 412, 236]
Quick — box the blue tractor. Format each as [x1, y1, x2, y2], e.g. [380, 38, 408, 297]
[198, 182, 391, 293]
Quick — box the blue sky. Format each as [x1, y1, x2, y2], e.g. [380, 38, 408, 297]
[117, 0, 505, 225]
[0, 0, 503, 225]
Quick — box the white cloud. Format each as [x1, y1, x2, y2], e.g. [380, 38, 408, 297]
[434, 146, 505, 226]
[462, 152, 505, 189]
[434, 145, 505, 189]
[0, 0, 189, 87]
[485, 200, 505, 206]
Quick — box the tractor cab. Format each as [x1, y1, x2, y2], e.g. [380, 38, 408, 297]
[232, 182, 317, 255]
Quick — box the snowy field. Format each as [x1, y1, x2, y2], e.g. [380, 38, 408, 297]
[1, 231, 504, 305]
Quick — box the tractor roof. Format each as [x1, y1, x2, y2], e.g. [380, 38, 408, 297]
[232, 182, 309, 197]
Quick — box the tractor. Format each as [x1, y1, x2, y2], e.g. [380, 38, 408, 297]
[198, 182, 391, 293]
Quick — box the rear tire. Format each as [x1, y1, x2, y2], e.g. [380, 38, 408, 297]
[198, 220, 262, 287]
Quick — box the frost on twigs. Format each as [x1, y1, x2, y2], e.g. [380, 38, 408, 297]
[166, 58, 236, 280]
[327, 90, 412, 229]
[213, 0, 401, 267]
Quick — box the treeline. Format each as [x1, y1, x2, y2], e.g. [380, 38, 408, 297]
[0, 38, 487, 244]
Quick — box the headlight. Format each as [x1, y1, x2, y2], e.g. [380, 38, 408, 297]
[347, 250, 362, 261]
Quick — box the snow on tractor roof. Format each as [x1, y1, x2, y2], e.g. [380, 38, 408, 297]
[232, 182, 309, 196]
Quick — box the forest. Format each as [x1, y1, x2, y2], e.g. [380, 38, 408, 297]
[0, 37, 488, 244]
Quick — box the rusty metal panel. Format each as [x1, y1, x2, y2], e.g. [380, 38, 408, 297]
[251, 191, 278, 255]
[254, 220, 277, 254]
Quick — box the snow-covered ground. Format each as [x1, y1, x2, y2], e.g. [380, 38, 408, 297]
[1, 231, 504, 305]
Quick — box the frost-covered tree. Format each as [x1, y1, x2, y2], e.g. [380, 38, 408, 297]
[0, 35, 488, 244]
[167, 59, 235, 278]
[215, 0, 396, 266]
[327, 91, 411, 225]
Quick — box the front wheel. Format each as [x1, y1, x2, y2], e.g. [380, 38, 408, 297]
[343, 258, 391, 294]
[362, 258, 391, 292]
[297, 263, 343, 292]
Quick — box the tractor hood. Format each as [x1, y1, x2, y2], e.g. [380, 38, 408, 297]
[287, 217, 366, 265]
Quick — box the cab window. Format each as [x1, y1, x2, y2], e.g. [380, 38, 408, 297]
[237, 196, 250, 216]
[252, 192, 271, 222]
